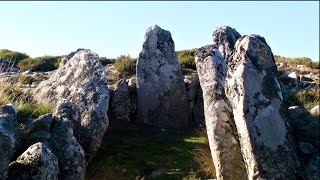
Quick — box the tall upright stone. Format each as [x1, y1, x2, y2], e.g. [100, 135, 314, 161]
[136, 25, 188, 128]
[33, 49, 109, 160]
[212, 26, 241, 60]
[226, 35, 299, 179]
[195, 45, 247, 179]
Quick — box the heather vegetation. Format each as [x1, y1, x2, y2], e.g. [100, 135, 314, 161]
[275, 55, 320, 69]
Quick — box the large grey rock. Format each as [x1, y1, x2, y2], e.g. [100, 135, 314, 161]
[0, 105, 18, 179]
[33, 49, 110, 159]
[111, 79, 131, 122]
[26, 113, 53, 145]
[195, 45, 247, 179]
[212, 25, 241, 60]
[226, 35, 299, 179]
[8, 142, 59, 180]
[136, 25, 188, 128]
[51, 101, 86, 180]
[59, 48, 85, 67]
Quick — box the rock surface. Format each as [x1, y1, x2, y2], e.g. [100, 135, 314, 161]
[212, 25, 241, 60]
[310, 105, 319, 117]
[196, 45, 247, 179]
[50, 114, 86, 180]
[226, 35, 299, 179]
[8, 142, 59, 180]
[33, 49, 110, 159]
[136, 25, 188, 128]
[110, 79, 131, 122]
[0, 105, 18, 179]
[26, 113, 53, 145]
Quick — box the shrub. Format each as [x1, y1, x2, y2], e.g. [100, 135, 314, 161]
[100, 57, 116, 66]
[274, 55, 319, 69]
[286, 89, 320, 110]
[177, 49, 196, 70]
[0, 49, 29, 65]
[17, 55, 63, 72]
[114, 55, 136, 78]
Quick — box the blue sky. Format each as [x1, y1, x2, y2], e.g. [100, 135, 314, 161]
[0, 1, 319, 61]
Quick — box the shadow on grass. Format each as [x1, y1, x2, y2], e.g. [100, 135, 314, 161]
[86, 126, 214, 180]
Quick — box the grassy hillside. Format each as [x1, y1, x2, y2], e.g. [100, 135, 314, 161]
[0, 49, 29, 65]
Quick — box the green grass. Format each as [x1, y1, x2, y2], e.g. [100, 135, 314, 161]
[0, 82, 53, 120]
[86, 128, 215, 180]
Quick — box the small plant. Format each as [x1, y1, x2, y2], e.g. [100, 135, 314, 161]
[177, 49, 197, 70]
[286, 89, 320, 111]
[114, 55, 137, 78]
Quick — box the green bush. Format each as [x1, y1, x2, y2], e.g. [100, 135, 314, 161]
[177, 49, 196, 70]
[100, 57, 116, 66]
[114, 55, 136, 77]
[274, 55, 319, 69]
[0, 49, 29, 65]
[17, 55, 63, 72]
[286, 89, 320, 110]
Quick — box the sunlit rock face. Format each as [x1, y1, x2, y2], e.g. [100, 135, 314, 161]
[0, 105, 18, 179]
[196, 45, 247, 180]
[212, 25, 241, 61]
[33, 49, 110, 160]
[226, 35, 299, 179]
[136, 25, 189, 128]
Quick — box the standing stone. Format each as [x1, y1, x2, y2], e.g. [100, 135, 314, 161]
[195, 45, 247, 179]
[212, 26, 241, 60]
[136, 25, 188, 128]
[0, 105, 18, 179]
[33, 49, 109, 160]
[8, 142, 59, 180]
[111, 79, 131, 122]
[226, 35, 299, 179]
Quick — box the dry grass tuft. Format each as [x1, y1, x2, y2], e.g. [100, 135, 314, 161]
[191, 127, 216, 179]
